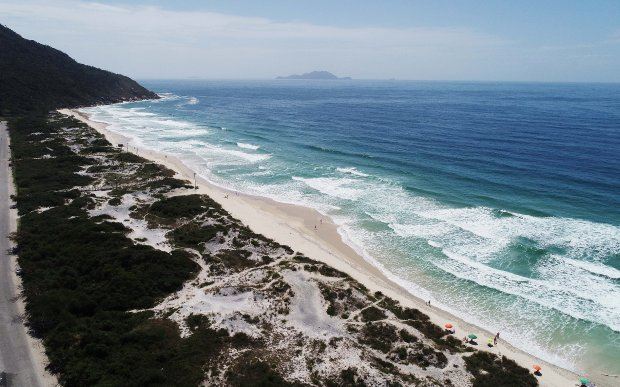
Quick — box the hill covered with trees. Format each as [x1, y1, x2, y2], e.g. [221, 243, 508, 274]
[0, 24, 158, 116]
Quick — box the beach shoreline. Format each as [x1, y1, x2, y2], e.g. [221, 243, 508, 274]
[60, 107, 594, 387]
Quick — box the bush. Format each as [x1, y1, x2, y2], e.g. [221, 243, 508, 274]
[464, 352, 538, 387]
[149, 195, 206, 219]
[226, 358, 290, 386]
[360, 306, 386, 322]
[168, 223, 221, 248]
[360, 323, 398, 353]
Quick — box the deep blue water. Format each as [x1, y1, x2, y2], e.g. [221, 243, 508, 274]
[84, 80, 620, 375]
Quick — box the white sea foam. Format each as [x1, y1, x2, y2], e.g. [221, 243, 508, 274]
[237, 142, 260, 150]
[427, 240, 442, 248]
[208, 147, 271, 163]
[336, 167, 369, 177]
[292, 176, 364, 201]
[187, 97, 199, 104]
[389, 222, 455, 239]
[561, 257, 620, 279]
[435, 250, 620, 332]
[247, 170, 273, 177]
[156, 128, 210, 138]
[416, 206, 620, 263]
[127, 108, 156, 117]
[150, 119, 193, 128]
[156, 93, 182, 102]
[337, 221, 582, 372]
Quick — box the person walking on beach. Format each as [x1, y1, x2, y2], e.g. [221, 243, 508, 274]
[494, 332, 500, 345]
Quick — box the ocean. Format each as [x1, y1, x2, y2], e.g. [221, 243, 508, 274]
[83, 80, 620, 375]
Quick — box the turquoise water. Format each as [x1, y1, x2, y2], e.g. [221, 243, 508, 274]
[84, 80, 620, 375]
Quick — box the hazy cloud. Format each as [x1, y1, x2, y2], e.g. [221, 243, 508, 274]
[1, 1, 618, 81]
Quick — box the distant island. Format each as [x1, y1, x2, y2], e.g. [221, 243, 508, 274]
[276, 70, 351, 80]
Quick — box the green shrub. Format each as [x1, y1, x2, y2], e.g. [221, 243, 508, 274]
[360, 323, 398, 353]
[464, 352, 538, 387]
[168, 222, 221, 248]
[360, 306, 386, 322]
[149, 195, 206, 219]
[226, 358, 290, 387]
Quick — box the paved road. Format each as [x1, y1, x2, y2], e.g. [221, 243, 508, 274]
[0, 122, 44, 387]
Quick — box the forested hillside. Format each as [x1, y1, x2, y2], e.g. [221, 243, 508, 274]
[0, 24, 158, 116]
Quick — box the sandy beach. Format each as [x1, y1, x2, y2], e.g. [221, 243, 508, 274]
[60, 108, 600, 387]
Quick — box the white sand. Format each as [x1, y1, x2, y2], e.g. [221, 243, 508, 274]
[60, 108, 595, 387]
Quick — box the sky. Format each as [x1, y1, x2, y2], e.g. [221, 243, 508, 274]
[1, 0, 619, 82]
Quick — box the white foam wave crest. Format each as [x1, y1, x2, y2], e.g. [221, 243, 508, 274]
[246, 170, 273, 177]
[237, 142, 260, 150]
[351, 183, 620, 335]
[86, 106, 199, 134]
[416, 207, 620, 263]
[427, 240, 442, 248]
[193, 144, 271, 164]
[336, 167, 369, 177]
[156, 93, 182, 101]
[84, 105, 267, 166]
[434, 250, 620, 332]
[155, 128, 210, 138]
[292, 176, 364, 201]
[241, 180, 338, 214]
[332, 218, 584, 372]
[128, 108, 156, 117]
[150, 119, 193, 128]
[188, 97, 199, 105]
[389, 222, 456, 239]
[561, 257, 620, 279]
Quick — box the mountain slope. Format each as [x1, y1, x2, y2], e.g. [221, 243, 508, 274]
[0, 24, 158, 116]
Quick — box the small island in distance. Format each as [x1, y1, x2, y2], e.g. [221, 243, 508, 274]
[276, 70, 351, 80]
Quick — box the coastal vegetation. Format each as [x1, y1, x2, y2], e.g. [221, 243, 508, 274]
[7, 112, 538, 386]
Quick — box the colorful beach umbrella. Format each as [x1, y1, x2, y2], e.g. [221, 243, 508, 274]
[533, 364, 542, 372]
[579, 378, 589, 385]
[468, 333, 477, 339]
[445, 323, 453, 329]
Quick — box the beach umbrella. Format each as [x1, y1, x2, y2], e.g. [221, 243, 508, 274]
[468, 333, 477, 340]
[444, 323, 453, 329]
[579, 378, 589, 385]
[533, 364, 542, 372]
